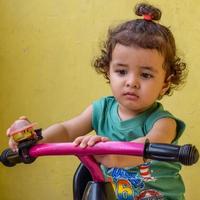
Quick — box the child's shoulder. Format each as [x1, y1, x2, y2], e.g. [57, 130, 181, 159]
[145, 102, 185, 141]
[146, 102, 175, 126]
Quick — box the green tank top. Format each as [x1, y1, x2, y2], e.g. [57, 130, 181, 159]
[92, 96, 186, 200]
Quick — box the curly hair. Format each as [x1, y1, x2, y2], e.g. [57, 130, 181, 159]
[93, 3, 187, 96]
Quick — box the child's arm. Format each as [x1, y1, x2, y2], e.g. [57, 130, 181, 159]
[76, 117, 177, 168]
[40, 105, 93, 143]
[7, 105, 93, 151]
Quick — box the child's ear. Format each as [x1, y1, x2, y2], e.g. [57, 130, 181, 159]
[159, 75, 173, 97]
[160, 82, 170, 97]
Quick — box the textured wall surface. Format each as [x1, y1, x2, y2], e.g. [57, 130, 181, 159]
[0, 0, 199, 199]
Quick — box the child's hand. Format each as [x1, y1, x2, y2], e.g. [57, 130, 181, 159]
[7, 134, 18, 152]
[73, 135, 118, 167]
[73, 135, 109, 148]
[6, 116, 36, 152]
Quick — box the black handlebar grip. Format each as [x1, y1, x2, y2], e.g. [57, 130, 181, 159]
[0, 147, 36, 167]
[0, 148, 22, 167]
[178, 144, 199, 165]
[144, 143, 199, 166]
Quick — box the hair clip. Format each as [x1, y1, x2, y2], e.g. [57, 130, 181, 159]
[143, 14, 152, 21]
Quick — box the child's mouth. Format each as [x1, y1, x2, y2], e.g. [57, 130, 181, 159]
[123, 92, 139, 100]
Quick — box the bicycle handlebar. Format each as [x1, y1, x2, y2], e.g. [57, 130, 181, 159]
[1, 141, 199, 167]
[1, 141, 199, 182]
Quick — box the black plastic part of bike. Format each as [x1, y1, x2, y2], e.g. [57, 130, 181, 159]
[82, 181, 116, 200]
[0, 147, 37, 167]
[35, 128, 43, 140]
[73, 164, 93, 200]
[144, 143, 199, 165]
[0, 148, 21, 167]
[19, 145, 36, 164]
[0, 129, 43, 167]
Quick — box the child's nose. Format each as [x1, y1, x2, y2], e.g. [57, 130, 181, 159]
[126, 75, 140, 89]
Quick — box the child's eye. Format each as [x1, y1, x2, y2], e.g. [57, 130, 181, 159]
[116, 70, 127, 76]
[141, 73, 153, 79]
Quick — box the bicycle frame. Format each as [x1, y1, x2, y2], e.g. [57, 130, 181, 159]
[30, 142, 145, 182]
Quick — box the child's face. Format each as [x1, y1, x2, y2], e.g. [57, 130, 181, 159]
[108, 43, 169, 118]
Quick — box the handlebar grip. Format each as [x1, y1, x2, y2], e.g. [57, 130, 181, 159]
[0, 147, 36, 167]
[144, 143, 199, 165]
[0, 148, 22, 167]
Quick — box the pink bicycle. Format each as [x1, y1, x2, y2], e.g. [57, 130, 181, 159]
[0, 120, 199, 200]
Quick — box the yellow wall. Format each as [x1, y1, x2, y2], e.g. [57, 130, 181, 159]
[0, 0, 199, 199]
